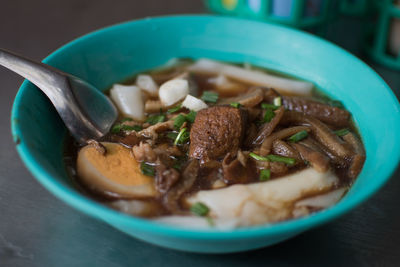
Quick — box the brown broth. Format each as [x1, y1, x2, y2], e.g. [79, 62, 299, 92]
[63, 59, 365, 220]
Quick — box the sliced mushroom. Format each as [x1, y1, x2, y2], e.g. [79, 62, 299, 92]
[292, 143, 330, 173]
[343, 132, 366, 179]
[218, 87, 264, 108]
[259, 126, 310, 156]
[283, 96, 350, 127]
[77, 142, 156, 198]
[138, 120, 174, 140]
[163, 160, 200, 214]
[281, 111, 353, 159]
[252, 106, 285, 146]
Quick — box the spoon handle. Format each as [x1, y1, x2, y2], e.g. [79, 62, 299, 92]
[0, 48, 107, 143]
[0, 48, 68, 100]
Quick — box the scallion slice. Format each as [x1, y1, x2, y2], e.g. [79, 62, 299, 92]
[167, 104, 182, 114]
[201, 91, 219, 103]
[250, 152, 296, 166]
[140, 162, 155, 177]
[120, 118, 133, 122]
[174, 127, 190, 145]
[146, 114, 166, 125]
[185, 110, 197, 123]
[273, 96, 282, 106]
[261, 103, 279, 110]
[334, 128, 350, 137]
[267, 154, 296, 165]
[263, 109, 275, 123]
[288, 130, 308, 143]
[190, 202, 209, 217]
[173, 114, 186, 129]
[230, 102, 241, 108]
[260, 169, 271, 181]
[249, 152, 269, 161]
[111, 124, 122, 134]
[166, 131, 178, 140]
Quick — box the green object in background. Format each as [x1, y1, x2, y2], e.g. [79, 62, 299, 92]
[367, 0, 400, 70]
[206, 0, 337, 29]
[340, 0, 372, 16]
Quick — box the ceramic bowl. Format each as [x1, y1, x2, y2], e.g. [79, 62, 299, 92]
[11, 15, 400, 253]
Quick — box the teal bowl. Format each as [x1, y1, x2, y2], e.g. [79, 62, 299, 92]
[11, 15, 400, 253]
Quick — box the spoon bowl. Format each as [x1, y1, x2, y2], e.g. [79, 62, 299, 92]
[0, 48, 117, 143]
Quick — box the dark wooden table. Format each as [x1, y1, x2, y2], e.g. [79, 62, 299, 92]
[1, 1, 399, 266]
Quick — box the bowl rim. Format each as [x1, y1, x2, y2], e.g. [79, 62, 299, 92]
[11, 14, 400, 240]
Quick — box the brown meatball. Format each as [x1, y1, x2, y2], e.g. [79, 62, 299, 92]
[189, 106, 247, 162]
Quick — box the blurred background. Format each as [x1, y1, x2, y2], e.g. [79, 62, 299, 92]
[0, 1, 399, 267]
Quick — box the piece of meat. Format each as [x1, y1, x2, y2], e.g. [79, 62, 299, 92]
[299, 137, 346, 166]
[342, 132, 366, 179]
[263, 87, 281, 102]
[283, 96, 350, 127]
[281, 111, 353, 159]
[272, 140, 302, 162]
[259, 126, 310, 156]
[252, 106, 285, 146]
[132, 142, 157, 162]
[218, 87, 264, 107]
[155, 162, 180, 194]
[222, 153, 256, 185]
[163, 160, 200, 213]
[118, 133, 141, 148]
[270, 162, 289, 176]
[189, 106, 248, 162]
[292, 143, 330, 173]
[138, 120, 174, 140]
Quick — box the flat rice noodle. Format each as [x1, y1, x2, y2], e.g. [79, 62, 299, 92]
[188, 59, 313, 95]
[185, 167, 338, 227]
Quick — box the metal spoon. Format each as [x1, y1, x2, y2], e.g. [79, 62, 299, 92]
[0, 48, 118, 144]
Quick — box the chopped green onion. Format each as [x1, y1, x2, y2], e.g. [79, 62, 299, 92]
[174, 127, 190, 145]
[190, 202, 209, 217]
[260, 169, 271, 181]
[261, 103, 279, 110]
[140, 162, 155, 177]
[167, 104, 182, 114]
[146, 114, 166, 125]
[249, 152, 270, 161]
[111, 124, 122, 134]
[250, 152, 296, 166]
[263, 109, 275, 123]
[201, 91, 219, 103]
[288, 130, 308, 143]
[121, 125, 142, 132]
[111, 124, 142, 133]
[166, 131, 178, 140]
[132, 125, 143, 131]
[230, 102, 241, 108]
[173, 114, 186, 129]
[267, 154, 296, 166]
[185, 110, 197, 123]
[273, 96, 282, 106]
[120, 118, 133, 122]
[334, 128, 350, 137]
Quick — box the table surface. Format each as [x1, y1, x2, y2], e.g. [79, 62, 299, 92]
[1, 1, 400, 266]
